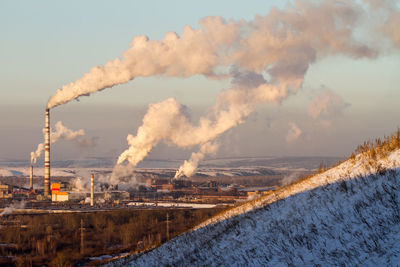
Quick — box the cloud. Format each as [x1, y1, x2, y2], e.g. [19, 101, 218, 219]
[307, 89, 350, 119]
[286, 122, 302, 143]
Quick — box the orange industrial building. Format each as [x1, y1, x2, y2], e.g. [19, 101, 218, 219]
[51, 183, 68, 202]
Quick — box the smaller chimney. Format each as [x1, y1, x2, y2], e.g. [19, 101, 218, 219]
[29, 164, 33, 190]
[90, 173, 94, 207]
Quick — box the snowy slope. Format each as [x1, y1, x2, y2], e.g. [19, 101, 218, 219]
[116, 149, 400, 266]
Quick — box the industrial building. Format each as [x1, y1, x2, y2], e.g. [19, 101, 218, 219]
[51, 183, 69, 202]
[52, 191, 68, 202]
[0, 184, 12, 198]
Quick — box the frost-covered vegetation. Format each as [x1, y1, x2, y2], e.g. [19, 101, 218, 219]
[351, 128, 400, 160]
[116, 130, 400, 266]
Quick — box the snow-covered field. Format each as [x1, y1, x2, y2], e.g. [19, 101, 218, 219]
[0, 156, 340, 179]
[0, 166, 286, 179]
[112, 150, 400, 266]
[0, 167, 77, 177]
[127, 202, 217, 209]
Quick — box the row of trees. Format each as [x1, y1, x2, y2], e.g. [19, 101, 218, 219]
[0, 207, 223, 266]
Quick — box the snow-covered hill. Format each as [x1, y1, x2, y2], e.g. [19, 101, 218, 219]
[116, 149, 400, 266]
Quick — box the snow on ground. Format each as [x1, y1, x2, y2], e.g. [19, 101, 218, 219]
[113, 149, 400, 266]
[0, 167, 77, 177]
[0, 156, 339, 178]
[127, 202, 217, 209]
[0, 168, 14, 177]
[0, 166, 273, 178]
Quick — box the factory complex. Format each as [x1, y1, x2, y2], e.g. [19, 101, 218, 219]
[0, 171, 275, 211]
[0, 108, 276, 211]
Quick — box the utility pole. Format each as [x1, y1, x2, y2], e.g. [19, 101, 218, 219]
[80, 218, 84, 255]
[166, 212, 170, 241]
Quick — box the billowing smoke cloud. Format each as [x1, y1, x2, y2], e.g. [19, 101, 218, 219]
[175, 141, 219, 178]
[307, 89, 349, 119]
[366, 0, 400, 48]
[113, 1, 399, 176]
[30, 121, 94, 164]
[385, 9, 400, 48]
[109, 164, 144, 189]
[46, 0, 389, 109]
[116, 70, 289, 171]
[46, 1, 399, 177]
[286, 122, 302, 143]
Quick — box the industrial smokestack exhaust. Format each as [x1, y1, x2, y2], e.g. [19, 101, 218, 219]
[44, 108, 50, 197]
[90, 173, 94, 206]
[29, 164, 33, 190]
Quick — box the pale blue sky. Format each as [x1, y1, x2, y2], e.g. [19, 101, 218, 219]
[1, 0, 399, 162]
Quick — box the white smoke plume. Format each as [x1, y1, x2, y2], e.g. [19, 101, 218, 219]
[46, 0, 393, 109]
[286, 122, 302, 143]
[116, 71, 289, 170]
[71, 170, 99, 192]
[175, 141, 219, 178]
[30, 121, 93, 164]
[71, 176, 88, 192]
[45, 1, 399, 176]
[366, 0, 400, 48]
[109, 164, 143, 188]
[307, 89, 349, 119]
[113, 0, 399, 176]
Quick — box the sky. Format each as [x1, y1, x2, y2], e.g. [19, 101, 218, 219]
[1, 0, 399, 165]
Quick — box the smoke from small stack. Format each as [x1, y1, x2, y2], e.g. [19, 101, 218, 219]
[30, 121, 93, 164]
[44, 1, 399, 178]
[175, 141, 218, 178]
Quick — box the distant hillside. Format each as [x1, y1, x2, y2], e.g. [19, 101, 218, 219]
[0, 156, 341, 170]
[116, 131, 400, 266]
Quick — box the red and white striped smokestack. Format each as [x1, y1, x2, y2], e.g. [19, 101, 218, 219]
[90, 173, 94, 206]
[29, 164, 33, 190]
[44, 108, 51, 197]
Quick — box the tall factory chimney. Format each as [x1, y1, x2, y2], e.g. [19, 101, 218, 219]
[29, 164, 33, 190]
[44, 108, 51, 197]
[90, 173, 94, 206]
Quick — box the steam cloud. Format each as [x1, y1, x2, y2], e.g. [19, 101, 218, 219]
[47, 0, 389, 109]
[30, 121, 93, 164]
[286, 122, 302, 143]
[308, 89, 349, 119]
[46, 1, 399, 177]
[175, 141, 219, 178]
[368, 0, 400, 48]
